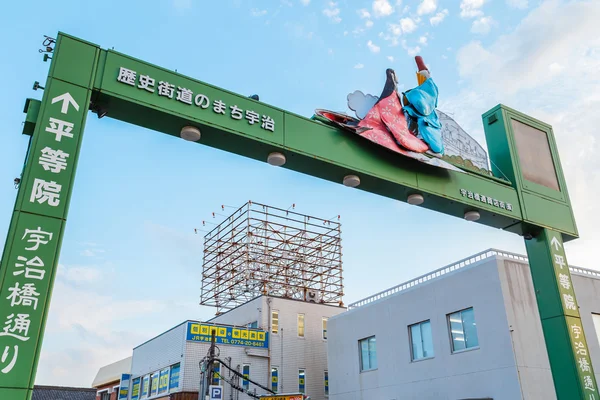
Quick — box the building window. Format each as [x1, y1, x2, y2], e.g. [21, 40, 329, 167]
[359, 336, 377, 372]
[150, 371, 159, 396]
[141, 375, 150, 398]
[169, 363, 180, 390]
[248, 321, 258, 329]
[242, 364, 250, 390]
[298, 369, 306, 394]
[298, 314, 305, 337]
[409, 320, 434, 361]
[324, 370, 329, 396]
[271, 367, 279, 393]
[272, 311, 279, 334]
[448, 307, 479, 352]
[322, 317, 328, 340]
[99, 391, 110, 400]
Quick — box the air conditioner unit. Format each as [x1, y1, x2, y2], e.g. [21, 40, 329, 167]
[305, 290, 320, 303]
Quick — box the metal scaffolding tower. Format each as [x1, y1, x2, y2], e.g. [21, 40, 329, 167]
[200, 201, 344, 314]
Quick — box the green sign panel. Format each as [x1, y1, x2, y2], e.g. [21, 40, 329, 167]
[0, 213, 62, 385]
[102, 51, 284, 146]
[15, 80, 89, 219]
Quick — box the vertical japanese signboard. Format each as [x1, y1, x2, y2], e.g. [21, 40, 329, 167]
[0, 76, 90, 387]
[527, 229, 598, 399]
[546, 231, 598, 398]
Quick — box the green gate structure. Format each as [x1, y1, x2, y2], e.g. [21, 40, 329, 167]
[0, 33, 597, 399]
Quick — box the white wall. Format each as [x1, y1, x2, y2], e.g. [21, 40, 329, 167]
[268, 297, 345, 400]
[327, 257, 523, 400]
[131, 322, 186, 397]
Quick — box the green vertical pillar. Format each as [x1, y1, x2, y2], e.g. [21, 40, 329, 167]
[526, 229, 598, 399]
[0, 34, 98, 399]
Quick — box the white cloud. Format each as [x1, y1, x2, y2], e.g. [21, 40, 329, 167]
[548, 62, 565, 74]
[460, 0, 485, 18]
[58, 263, 103, 283]
[400, 17, 418, 33]
[366, 20, 374, 27]
[358, 8, 371, 18]
[507, 0, 528, 9]
[430, 9, 448, 25]
[419, 35, 428, 45]
[407, 45, 421, 56]
[387, 55, 395, 62]
[251, 8, 268, 17]
[300, 0, 311, 5]
[367, 40, 381, 53]
[323, 2, 342, 23]
[417, 0, 437, 15]
[446, 0, 600, 269]
[389, 23, 402, 36]
[354, 63, 365, 69]
[373, 0, 394, 17]
[471, 16, 495, 34]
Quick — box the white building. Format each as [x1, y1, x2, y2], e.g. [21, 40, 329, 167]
[127, 295, 345, 400]
[327, 249, 600, 400]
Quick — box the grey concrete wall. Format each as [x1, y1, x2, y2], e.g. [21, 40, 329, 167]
[327, 257, 522, 400]
[497, 259, 556, 400]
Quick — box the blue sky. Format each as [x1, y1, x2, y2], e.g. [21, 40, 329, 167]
[0, 0, 599, 387]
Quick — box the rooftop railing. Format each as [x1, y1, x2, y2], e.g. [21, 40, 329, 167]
[347, 248, 598, 310]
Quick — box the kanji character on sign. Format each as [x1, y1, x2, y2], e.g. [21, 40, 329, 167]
[460, 189, 467, 196]
[213, 100, 226, 115]
[584, 375, 595, 391]
[7, 282, 40, 310]
[554, 254, 566, 269]
[480, 195, 487, 203]
[39, 147, 69, 174]
[575, 341, 588, 356]
[230, 105, 243, 120]
[572, 324, 582, 339]
[0, 314, 30, 341]
[1, 345, 18, 374]
[506, 203, 513, 211]
[194, 94, 210, 109]
[45, 118, 74, 142]
[158, 81, 175, 98]
[467, 191, 473, 199]
[261, 115, 275, 132]
[14, 256, 45, 280]
[579, 357, 591, 373]
[558, 273, 571, 290]
[563, 293, 577, 310]
[177, 87, 193, 105]
[30, 179, 61, 207]
[138, 75, 155, 93]
[474, 193, 480, 201]
[22, 227, 53, 251]
[117, 67, 137, 86]
[246, 110, 260, 125]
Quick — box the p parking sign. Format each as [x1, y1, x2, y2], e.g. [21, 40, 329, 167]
[209, 385, 222, 400]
